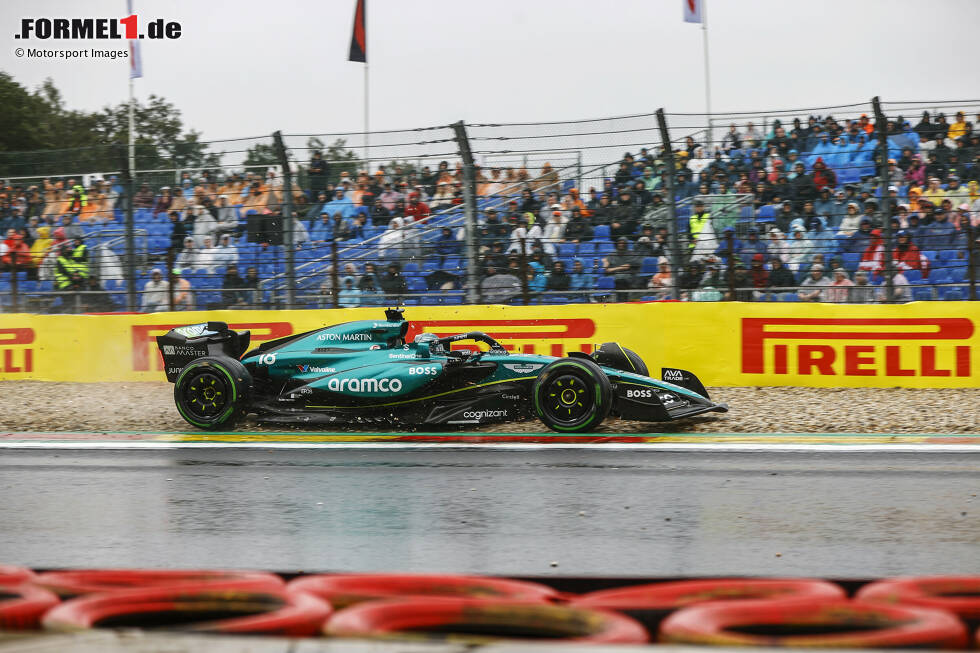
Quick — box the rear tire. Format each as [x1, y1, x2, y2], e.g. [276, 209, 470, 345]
[174, 356, 251, 430]
[533, 358, 611, 433]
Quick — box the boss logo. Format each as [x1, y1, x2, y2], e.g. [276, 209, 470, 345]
[408, 366, 439, 375]
[626, 388, 653, 399]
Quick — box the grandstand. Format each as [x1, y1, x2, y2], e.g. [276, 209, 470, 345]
[0, 100, 977, 313]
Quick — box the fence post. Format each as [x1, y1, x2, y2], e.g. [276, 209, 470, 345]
[519, 236, 529, 305]
[119, 144, 137, 311]
[272, 131, 295, 309]
[726, 230, 735, 301]
[967, 221, 977, 301]
[10, 251, 19, 313]
[166, 248, 175, 312]
[656, 109, 682, 301]
[331, 239, 340, 309]
[872, 97, 895, 303]
[451, 121, 479, 305]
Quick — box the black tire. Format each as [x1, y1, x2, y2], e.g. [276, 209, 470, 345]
[173, 356, 251, 430]
[532, 357, 612, 433]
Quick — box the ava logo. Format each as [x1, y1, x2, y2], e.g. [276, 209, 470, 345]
[327, 377, 402, 393]
[663, 368, 684, 382]
[503, 363, 543, 373]
[741, 318, 973, 377]
[317, 332, 372, 342]
[297, 365, 335, 374]
[463, 410, 508, 419]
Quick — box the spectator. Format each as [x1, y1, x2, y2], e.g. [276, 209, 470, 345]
[357, 262, 380, 292]
[338, 276, 361, 307]
[59, 215, 84, 241]
[429, 182, 454, 210]
[739, 227, 768, 260]
[153, 187, 173, 214]
[918, 208, 956, 251]
[216, 233, 239, 269]
[28, 225, 53, 271]
[141, 268, 169, 312]
[219, 264, 248, 308]
[748, 253, 770, 299]
[527, 261, 547, 295]
[134, 183, 154, 209]
[768, 256, 795, 290]
[891, 229, 929, 278]
[404, 192, 430, 224]
[545, 260, 571, 295]
[213, 195, 238, 238]
[190, 204, 217, 247]
[647, 259, 672, 298]
[836, 202, 863, 237]
[378, 217, 409, 261]
[1, 231, 30, 271]
[850, 270, 875, 303]
[798, 263, 830, 301]
[176, 236, 198, 270]
[603, 237, 640, 301]
[541, 209, 567, 255]
[171, 269, 194, 310]
[196, 235, 222, 272]
[569, 258, 594, 297]
[825, 268, 855, 303]
[323, 188, 355, 218]
[379, 262, 408, 301]
[877, 271, 910, 302]
[308, 151, 329, 197]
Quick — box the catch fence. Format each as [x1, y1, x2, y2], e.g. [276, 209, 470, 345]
[1, 96, 978, 313]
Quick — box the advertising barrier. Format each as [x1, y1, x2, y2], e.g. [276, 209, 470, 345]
[0, 303, 977, 388]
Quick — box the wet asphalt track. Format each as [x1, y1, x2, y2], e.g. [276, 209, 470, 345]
[0, 447, 977, 578]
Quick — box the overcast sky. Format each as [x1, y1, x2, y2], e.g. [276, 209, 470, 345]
[4, 0, 980, 145]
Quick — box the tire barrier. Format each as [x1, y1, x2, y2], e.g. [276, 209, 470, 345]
[0, 584, 60, 630]
[571, 578, 846, 633]
[32, 569, 284, 598]
[42, 585, 331, 637]
[857, 576, 980, 627]
[0, 565, 35, 585]
[287, 573, 560, 609]
[659, 598, 969, 649]
[324, 597, 649, 644]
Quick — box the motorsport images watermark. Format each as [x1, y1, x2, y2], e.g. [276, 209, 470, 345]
[13, 15, 181, 61]
[15, 47, 130, 60]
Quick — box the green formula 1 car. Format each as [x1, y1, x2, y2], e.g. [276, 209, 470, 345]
[157, 308, 727, 432]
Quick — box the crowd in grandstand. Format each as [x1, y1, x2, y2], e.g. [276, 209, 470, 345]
[1, 109, 978, 311]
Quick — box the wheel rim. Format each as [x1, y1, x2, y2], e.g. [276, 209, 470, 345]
[541, 372, 593, 426]
[181, 371, 230, 420]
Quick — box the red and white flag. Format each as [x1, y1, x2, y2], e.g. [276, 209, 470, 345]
[683, 0, 703, 23]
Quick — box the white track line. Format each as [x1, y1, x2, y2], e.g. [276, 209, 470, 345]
[0, 441, 977, 453]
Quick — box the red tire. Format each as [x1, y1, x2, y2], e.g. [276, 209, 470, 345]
[857, 577, 980, 623]
[659, 598, 968, 649]
[42, 585, 331, 637]
[325, 597, 648, 644]
[33, 569, 284, 598]
[287, 573, 559, 609]
[571, 578, 845, 632]
[0, 584, 60, 630]
[0, 565, 35, 585]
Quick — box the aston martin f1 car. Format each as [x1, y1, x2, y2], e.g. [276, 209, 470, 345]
[157, 309, 727, 432]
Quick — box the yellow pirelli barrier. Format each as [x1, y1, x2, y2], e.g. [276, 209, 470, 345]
[0, 302, 977, 388]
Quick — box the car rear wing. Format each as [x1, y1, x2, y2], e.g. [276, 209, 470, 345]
[156, 322, 251, 383]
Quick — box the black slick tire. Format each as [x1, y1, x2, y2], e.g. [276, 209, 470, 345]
[532, 357, 611, 433]
[173, 356, 251, 430]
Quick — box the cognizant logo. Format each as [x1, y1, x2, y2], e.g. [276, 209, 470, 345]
[463, 410, 508, 419]
[327, 377, 402, 393]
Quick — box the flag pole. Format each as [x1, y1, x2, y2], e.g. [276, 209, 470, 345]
[128, 76, 135, 174]
[364, 61, 369, 169]
[701, 0, 713, 154]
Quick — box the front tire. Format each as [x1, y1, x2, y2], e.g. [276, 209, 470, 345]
[174, 356, 251, 430]
[532, 358, 611, 433]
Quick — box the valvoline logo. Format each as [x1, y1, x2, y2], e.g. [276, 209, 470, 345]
[297, 364, 335, 373]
